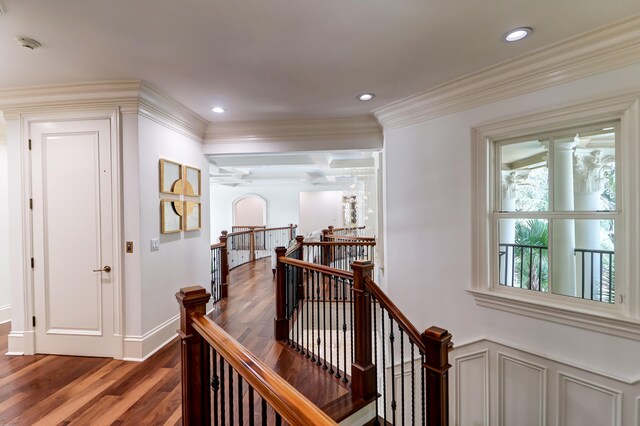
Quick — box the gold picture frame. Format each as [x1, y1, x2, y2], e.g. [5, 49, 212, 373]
[159, 159, 183, 194]
[184, 201, 201, 231]
[183, 165, 201, 197]
[161, 200, 183, 234]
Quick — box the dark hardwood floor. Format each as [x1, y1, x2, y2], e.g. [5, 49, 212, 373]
[0, 258, 352, 425]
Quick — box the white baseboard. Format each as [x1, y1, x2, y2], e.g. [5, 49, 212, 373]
[7, 330, 35, 355]
[123, 314, 180, 362]
[0, 304, 11, 325]
[339, 401, 376, 426]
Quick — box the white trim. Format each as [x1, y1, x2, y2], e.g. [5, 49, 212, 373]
[497, 352, 547, 426]
[0, 304, 10, 324]
[204, 116, 382, 154]
[0, 81, 208, 142]
[452, 349, 489, 426]
[122, 314, 180, 362]
[373, 16, 640, 129]
[6, 330, 35, 356]
[471, 93, 640, 341]
[232, 194, 267, 227]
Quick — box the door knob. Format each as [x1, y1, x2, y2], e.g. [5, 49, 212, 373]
[93, 265, 112, 273]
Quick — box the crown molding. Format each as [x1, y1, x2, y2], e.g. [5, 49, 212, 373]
[0, 80, 208, 141]
[204, 115, 382, 149]
[373, 15, 640, 130]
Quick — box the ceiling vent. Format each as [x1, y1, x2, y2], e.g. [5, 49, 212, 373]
[16, 37, 41, 50]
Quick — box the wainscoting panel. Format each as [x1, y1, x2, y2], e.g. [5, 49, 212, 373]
[557, 373, 621, 426]
[449, 340, 639, 426]
[454, 350, 489, 426]
[498, 353, 546, 426]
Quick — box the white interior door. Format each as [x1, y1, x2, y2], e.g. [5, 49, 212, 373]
[31, 119, 116, 357]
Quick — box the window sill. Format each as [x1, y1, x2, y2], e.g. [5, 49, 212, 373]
[468, 288, 640, 341]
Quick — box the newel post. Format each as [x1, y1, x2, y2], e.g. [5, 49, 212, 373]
[321, 228, 331, 266]
[176, 286, 212, 426]
[351, 260, 377, 400]
[289, 223, 294, 240]
[274, 246, 289, 340]
[423, 326, 452, 426]
[249, 227, 256, 262]
[219, 230, 229, 298]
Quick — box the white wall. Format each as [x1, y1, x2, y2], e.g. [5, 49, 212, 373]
[210, 185, 301, 241]
[299, 191, 343, 235]
[0, 124, 11, 324]
[383, 63, 640, 424]
[136, 116, 210, 338]
[234, 196, 266, 226]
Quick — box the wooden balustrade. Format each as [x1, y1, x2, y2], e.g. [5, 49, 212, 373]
[275, 250, 452, 425]
[177, 286, 337, 426]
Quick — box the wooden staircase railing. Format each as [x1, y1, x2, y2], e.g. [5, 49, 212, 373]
[177, 286, 337, 426]
[274, 250, 452, 425]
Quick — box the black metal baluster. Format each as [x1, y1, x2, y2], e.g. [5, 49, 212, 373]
[381, 306, 387, 423]
[238, 375, 243, 425]
[305, 270, 310, 358]
[316, 271, 322, 366]
[599, 253, 604, 301]
[389, 316, 397, 425]
[329, 274, 334, 374]
[335, 278, 341, 379]
[249, 386, 255, 426]
[350, 283, 354, 371]
[275, 413, 282, 426]
[538, 247, 543, 291]
[528, 248, 533, 289]
[261, 398, 267, 426]
[322, 272, 328, 370]
[591, 252, 595, 300]
[372, 297, 380, 426]
[511, 246, 515, 286]
[400, 328, 405, 426]
[228, 364, 234, 425]
[310, 271, 316, 363]
[421, 352, 426, 425]
[212, 349, 219, 426]
[220, 355, 226, 426]
[609, 253, 613, 303]
[519, 247, 524, 288]
[342, 278, 348, 383]
[411, 342, 415, 426]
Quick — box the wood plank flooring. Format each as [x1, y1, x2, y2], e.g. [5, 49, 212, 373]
[0, 258, 352, 425]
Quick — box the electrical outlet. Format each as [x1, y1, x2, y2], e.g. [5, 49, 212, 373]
[126, 241, 134, 253]
[150, 238, 160, 252]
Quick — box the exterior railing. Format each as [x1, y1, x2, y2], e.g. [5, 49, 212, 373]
[499, 243, 615, 303]
[177, 286, 336, 426]
[274, 242, 451, 425]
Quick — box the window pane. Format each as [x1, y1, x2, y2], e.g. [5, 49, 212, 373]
[498, 219, 549, 292]
[551, 219, 615, 303]
[552, 129, 616, 212]
[500, 141, 548, 211]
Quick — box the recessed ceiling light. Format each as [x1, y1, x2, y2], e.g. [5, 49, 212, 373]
[504, 27, 532, 42]
[211, 107, 225, 113]
[357, 93, 375, 101]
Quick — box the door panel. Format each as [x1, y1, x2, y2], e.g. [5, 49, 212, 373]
[31, 119, 115, 357]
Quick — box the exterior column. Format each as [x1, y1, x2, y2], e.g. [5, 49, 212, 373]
[500, 171, 526, 285]
[552, 139, 577, 297]
[574, 150, 613, 298]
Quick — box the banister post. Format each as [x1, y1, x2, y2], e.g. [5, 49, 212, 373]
[289, 223, 294, 240]
[274, 246, 289, 340]
[249, 227, 256, 262]
[351, 260, 377, 401]
[328, 225, 334, 236]
[422, 326, 452, 426]
[176, 286, 212, 426]
[219, 230, 229, 298]
[321, 229, 331, 266]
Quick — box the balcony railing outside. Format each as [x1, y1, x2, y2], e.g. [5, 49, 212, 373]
[499, 243, 615, 303]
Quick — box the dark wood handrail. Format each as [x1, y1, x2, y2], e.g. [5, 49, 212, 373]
[364, 276, 426, 353]
[210, 242, 225, 250]
[190, 312, 337, 426]
[324, 235, 376, 242]
[303, 240, 376, 247]
[279, 257, 354, 280]
[330, 226, 366, 232]
[285, 242, 303, 257]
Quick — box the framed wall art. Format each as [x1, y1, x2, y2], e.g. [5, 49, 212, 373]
[184, 201, 201, 231]
[159, 159, 183, 194]
[184, 166, 201, 196]
[161, 200, 182, 234]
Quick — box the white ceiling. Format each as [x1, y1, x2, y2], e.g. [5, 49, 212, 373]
[0, 0, 638, 122]
[209, 151, 376, 187]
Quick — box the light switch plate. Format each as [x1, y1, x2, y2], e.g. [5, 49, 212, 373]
[126, 241, 134, 253]
[150, 238, 160, 252]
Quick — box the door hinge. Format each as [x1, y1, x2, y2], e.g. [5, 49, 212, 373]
[30, 257, 34, 269]
[28, 139, 31, 150]
[29, 198, 33, 210]
[32, 316, 36, 327]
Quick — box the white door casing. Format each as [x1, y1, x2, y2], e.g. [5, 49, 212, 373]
[31, 119, 117, 357]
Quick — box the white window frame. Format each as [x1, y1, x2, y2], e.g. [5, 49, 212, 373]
[470, 93, 640, 340]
